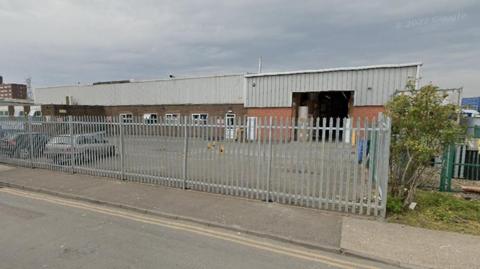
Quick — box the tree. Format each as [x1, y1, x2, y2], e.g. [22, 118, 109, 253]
[385, 83, 464, 206]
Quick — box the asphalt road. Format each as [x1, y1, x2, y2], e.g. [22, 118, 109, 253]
[0, 188, 398, 269]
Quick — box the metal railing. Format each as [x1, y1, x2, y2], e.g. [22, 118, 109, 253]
[0, 115, 391, 216]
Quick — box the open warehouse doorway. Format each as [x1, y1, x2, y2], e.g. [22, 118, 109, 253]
[292, 91, 353, 119]
[292, 91, 353, 140]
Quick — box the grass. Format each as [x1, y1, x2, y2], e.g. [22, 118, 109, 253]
[387, 190, 480, 236]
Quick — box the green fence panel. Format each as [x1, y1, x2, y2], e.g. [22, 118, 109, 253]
[439, 144, 455, 192]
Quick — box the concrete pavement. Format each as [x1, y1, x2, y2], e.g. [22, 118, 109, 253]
[1, 164, 480, 269]
[341, 217, 480, 269]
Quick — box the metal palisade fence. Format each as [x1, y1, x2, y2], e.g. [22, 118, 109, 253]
[0, 115, 391, 217]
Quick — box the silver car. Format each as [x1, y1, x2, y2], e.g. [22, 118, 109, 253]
[45, 132, 116, 164]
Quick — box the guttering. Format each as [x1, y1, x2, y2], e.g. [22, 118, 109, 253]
[36, 73, 246, 90]
[245, 62, 423, 78]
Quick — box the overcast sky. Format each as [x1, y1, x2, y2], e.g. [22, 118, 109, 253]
[0, 0, 479, 96]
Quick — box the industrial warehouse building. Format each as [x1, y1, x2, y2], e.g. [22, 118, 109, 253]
[34, 63, 421, 121]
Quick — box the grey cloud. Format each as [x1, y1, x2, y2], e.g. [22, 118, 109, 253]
[0, 0, 478, 96]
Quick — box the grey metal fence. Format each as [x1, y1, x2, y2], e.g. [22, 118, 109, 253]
[0, 115, 391, 216]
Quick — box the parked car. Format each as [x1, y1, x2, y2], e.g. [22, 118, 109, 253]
[0, 132, 50, 158]
[44, 132, 116, 164]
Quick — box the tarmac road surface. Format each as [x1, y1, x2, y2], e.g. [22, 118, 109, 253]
[0, 187, 400, 269]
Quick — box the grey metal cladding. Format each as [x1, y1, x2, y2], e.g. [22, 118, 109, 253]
[34, 74, 245, 106]
[245, 64, 420, 107]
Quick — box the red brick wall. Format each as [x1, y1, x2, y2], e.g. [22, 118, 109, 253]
[105, 104, 245, 119]
[0, 84, 27, 99]
[246, 108, 295, 141]
[247, 106, 386, 121]
[350, 106, 385, 120]
[41, 104, 246, 118]
[246, 107, 293, 119]
[11, 84, 27, 99]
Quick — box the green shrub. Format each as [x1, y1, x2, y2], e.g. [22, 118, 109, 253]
[386, 84, 463, 206]
[387, 196, 404, 214]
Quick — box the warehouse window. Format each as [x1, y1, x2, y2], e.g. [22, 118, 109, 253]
[143, 113, 158, 124]
[165, 113, 180, 124]
[192, 113, 208, 125]
[120, 113, 133, 123]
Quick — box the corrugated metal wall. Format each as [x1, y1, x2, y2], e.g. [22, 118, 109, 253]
[35, 74, 244, 106]
[245, 65, 419, 107]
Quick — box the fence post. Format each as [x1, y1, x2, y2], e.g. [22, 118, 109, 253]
[380, 116, 391, 218]
[265, 116, 273, 202]
[27, 116, 34, 168]
[119, 116, 126, 180]
[68, 115, 75, 174]
[440, 144, 454, 192]
[182, 116, 189, 190]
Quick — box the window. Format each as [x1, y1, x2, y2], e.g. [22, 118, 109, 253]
[120, 113, 133, 123]
[143, 113, 158, 124]
[192, 113, 208, 125]
[165, 113, 179, 124]
[225, 113, 235, 126]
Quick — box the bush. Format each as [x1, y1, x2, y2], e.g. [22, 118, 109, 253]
[387, 196, 404, 214]
[385, 83, 464, 206]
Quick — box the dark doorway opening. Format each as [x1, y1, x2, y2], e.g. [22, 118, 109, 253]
[292, 91, 352, 119]
[292, 91, 353, 140]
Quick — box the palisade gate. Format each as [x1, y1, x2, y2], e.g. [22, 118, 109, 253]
[0, 114, 391, 217]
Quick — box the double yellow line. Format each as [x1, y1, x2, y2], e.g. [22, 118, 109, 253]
[0, 188, 379, 269]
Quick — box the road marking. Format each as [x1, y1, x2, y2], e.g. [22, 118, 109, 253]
[0, 188, 380, 269]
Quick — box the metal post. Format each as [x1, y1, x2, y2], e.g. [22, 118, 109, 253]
[182, 116, 189, 190]
[440, 144, 454, 192]
[68, 115, 75, 174]
[380, 116, 391, 218]
[119, 116, 126, 180]
[27, 116, 34, 168]
[266, 116, 273, 202]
